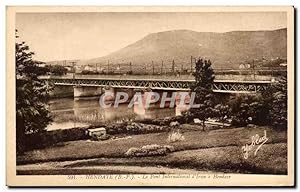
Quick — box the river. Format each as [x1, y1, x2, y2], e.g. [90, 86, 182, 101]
[47, 97, 188, 131]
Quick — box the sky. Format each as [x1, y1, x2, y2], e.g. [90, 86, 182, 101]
[16, 12, 287, 62]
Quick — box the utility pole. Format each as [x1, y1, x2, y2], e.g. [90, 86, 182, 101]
[70, 61, 76, 129]
[172, 60, 175, 74]
[152, 61, 154, 75]
[129, 62, 132, 73]
[107, 60, 110, 73]
[190, 56, 193, 72]
[70, 60, 77, 129]
[49, 63, 52, 78]
[252, 59, 256, 80]
[70, 61, 76, 79]
[161, 60, 164, 74]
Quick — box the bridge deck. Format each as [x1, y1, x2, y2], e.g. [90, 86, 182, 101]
[46, 77, 273, 94]
[43, 77, 272, 83]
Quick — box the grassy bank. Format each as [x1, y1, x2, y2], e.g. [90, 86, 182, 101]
[17, 142, 287, 174]
[63, 143, 287, 174]
[18, 126, 287, 165]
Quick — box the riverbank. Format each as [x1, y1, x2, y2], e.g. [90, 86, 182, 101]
[17, 125, 287, 174]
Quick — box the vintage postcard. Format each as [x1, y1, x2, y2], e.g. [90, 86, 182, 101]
[6, 6, 294, 187]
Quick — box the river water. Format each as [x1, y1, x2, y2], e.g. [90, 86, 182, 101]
[47, 97, 188, 131]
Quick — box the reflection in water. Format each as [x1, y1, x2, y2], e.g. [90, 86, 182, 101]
[47, 97, 188, 131]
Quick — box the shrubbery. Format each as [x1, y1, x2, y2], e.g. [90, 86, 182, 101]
[270, 77, 287, 129]
[81, 70, 100, 75]
[45, 65, 68, 76]
[229, 96, 254, 127]
[214, 104, 231, 127]
[167, 130, 185, 143]
[228, 77, 287, 129]
[106, 122, 170, 135]
[24, 127, 90, 150]
[186, 57, 287, 130]
[229, 95, 271, 127]
[125, 144, 175, 157]
[136, 116, 187, 126]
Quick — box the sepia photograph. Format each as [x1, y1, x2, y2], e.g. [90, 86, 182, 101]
[6, 6, 294, 186]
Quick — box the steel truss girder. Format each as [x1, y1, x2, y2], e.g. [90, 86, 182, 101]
[49, 78, 271, 93]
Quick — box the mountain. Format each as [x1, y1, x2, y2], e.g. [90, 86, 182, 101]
[83, 28, 287, 69]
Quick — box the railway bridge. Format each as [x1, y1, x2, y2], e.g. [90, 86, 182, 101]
[46, 77, 273, 98]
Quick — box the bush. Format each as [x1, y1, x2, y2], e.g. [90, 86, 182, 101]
[270, 77, 287, 129]
[45, 65, 68, 76]
[24, 127, 90, 150]
[125, 144, 175, 157]
[167, 130, 185, 143]
[106, 122, 170, 135]
[182, 110, 195, 123]
[136, 116, 187, 126]
[229, 77, 287, 129]
[81, 70, 100, 75]
[229, 95, 268, 127]
[214, 104, 231, 126]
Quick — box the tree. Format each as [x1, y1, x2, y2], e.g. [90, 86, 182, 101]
[229, 95, 252, 127]
[250, 77, 287, 129]
[270, 77, 287, 129]
[230, 94, 271, 127]
[229, 82, 287, 128]
[189, 58, 215, 130]
[248, 99, 271, 125]
[214, 104, 231, 127]
[45, 65, 68, 76]
[258, 84, 275, 125]
[232, 103, 250, 127]
[16, 30, 52, 152]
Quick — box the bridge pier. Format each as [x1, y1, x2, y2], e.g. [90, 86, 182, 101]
[102, 87, 136, 102]
[102, 86, 115, 102]
[74, 86, 103, 98]
[115, 88, 135, 101]
[175, 91, 190, 105]
[132, 89, 191, 109]
[50, 85, 74, 98]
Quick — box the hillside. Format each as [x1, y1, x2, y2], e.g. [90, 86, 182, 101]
[81, 28, 287, 69]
